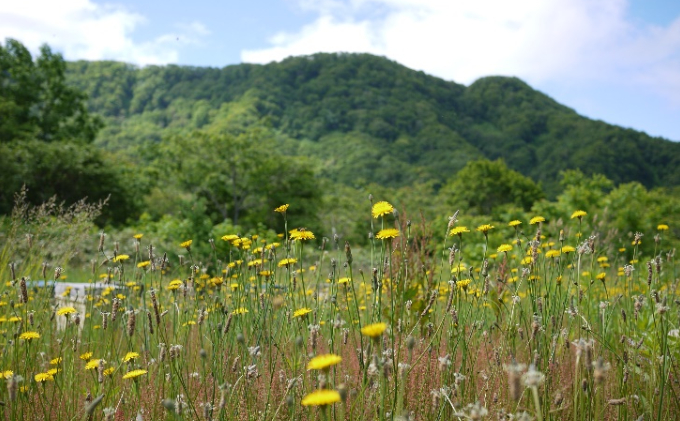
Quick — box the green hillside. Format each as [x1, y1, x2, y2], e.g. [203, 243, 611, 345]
[66, 53, 680, 195]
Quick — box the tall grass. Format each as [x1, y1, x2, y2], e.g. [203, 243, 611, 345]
[0, 198, 677, 421]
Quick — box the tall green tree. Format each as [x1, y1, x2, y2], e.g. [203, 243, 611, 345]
[1, 39, 102, 143]
[439, 159, 544, 215]
[0, 39, 139, 224]
[159, 128, 322, 232]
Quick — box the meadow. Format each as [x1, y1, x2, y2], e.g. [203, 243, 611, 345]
[0, 196, 677, 421]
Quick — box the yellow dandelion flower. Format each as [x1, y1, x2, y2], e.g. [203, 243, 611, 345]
[49, 357, 62, 365]
[222, 234, 239, 242]
[596, 273, 606, 281]
[571, 210, 587, 219]
[451, 263, 467, 274]
[290, 229, 315, 241]
[2, 370, 13, 379]
[508, 220, 522, 227]
[375, 228, 400, 239]
[545, 250, 561, 258]
[476, 224, 494, 234]
[278, 258, 298, 268]
[561, 246, 576, 254]
[232, 307, 249, 315]
[301, 389, 341, 406]
[371, 201, 394, 218]
[112, 254, 129, 263]
[133, 234, 143, 240]
[85, 359, 101, 370]
[19, 331, 40, 341]
[597, 256, 608, 263]
[137, 261, 150, 268]
[496, 244, 512, 253]
[56, 306, 77, 316]
[79, 352, 93, 361]
[361, 322, 387, 338]
[307, 354, 342, 370]
[449, 226, 470, 237]
[657, 224, 669, 231]
[103, 367, 114, 376]
[122, 352, 139, 362]
[180, 240, 192, 249]
[274, 204, 289, 213]
[521, 256, 533, 265]
[46, 368, 60, 376]
[8, 316, 21, 322]
[457, 279, 472, 290]
[122, 369, 147, 380]
[529, 216, 545, 225]
[338, 277, 350, 284]
[34, 373, 53, 382]
[293, 308, 312, 318]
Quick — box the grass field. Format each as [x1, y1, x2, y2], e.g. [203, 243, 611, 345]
[0, 199, 677, 421]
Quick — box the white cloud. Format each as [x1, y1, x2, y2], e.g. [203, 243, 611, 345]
[0, 0, 209, 65]
[241, 0, 680, 103]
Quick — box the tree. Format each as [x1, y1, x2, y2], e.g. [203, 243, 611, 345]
[159, 128, 322, 232]
[439, 159, 544, 215]
[1, 39, 102, 143]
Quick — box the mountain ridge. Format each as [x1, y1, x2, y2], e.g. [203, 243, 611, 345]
[65, 52, 680, 195]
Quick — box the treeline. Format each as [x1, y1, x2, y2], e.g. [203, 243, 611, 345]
[1, 39, 678, 257]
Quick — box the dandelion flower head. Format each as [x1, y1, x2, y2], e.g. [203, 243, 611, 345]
[301, 389, 341, 406]
[371, 201, 394, 218]
[122, 369, 147, 380]
[529, 216, 545, 225]
[274, 204, 289, 213]
[361, 322, 387, 338]
[375, 228, 400, 240]
[56, 306, 77, 316]
[571, 210, 587, 219]
[307, 354, 342, 370]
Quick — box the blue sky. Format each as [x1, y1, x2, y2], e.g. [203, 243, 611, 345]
[2, 0, 679, 141]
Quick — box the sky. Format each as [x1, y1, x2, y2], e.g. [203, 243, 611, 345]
[1, 0, 679, 141]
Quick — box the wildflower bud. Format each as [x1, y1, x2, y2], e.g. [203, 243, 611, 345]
[236, 333, 245, 344]
[231, 356, 240, 372]
[345, 241, 353, 265]
[159, 343, 167, 362]
[127, 310, 136, 337]
[200, 349, 207, 359]
[146, 311, 154, 335]
[111, 299, 120, 321]
[295, 336, 303, 349]
[74, 313, 81, 327]
[368, 194, 373, 203]
[19, 277, 28, 304]
[54, 266, 63, 281]
[209, 238, 216, 251]
[41, 262, 48, 280]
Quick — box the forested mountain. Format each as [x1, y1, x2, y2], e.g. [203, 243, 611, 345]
[66, 53, 680, 195]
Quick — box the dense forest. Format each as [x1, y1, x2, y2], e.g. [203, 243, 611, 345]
[2, 38, 679, 257]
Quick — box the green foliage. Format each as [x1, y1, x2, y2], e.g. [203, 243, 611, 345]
[0, 140, 140, 224]
[439, 159, 544, 216]
[156, 128, 322, 233]
[0, 39, 102, 143]
[64, 55, 680, 197]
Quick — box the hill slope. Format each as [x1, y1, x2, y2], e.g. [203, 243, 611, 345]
[66, 53, 680, 195]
